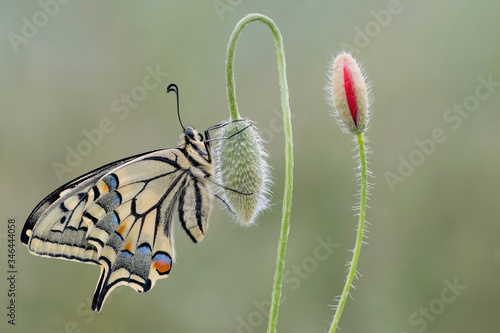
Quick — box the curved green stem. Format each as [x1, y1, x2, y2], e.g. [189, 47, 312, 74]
[225, 13, 294, 333]
[329, 133, 368, 333]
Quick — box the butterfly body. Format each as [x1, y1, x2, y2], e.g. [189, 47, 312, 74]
[21, 126, 213, 311]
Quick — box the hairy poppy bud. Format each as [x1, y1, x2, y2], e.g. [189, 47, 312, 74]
[327, 52, 371, 134]
[215, 119, 271, 225]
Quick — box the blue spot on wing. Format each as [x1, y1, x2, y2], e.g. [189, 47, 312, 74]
[104, 174, 119, 190]
[152, 253, 172, 265]
[121, 250, 132, 258]
[112, 211, 119, 224]
[138, 244, 151, 255]
[109, 174, 118, 189]
[114, 193, 121, 204]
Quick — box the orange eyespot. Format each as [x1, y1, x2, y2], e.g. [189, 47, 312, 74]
[152, 253, 172, 274]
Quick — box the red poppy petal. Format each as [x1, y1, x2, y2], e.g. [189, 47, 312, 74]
[343, 61, 358, 127]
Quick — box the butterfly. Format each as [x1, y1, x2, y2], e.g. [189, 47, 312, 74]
[21, 84, 247, 312]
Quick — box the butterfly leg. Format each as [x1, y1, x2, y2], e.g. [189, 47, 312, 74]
[203, 120, 252, 163]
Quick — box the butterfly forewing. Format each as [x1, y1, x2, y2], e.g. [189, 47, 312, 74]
[21, 127, 214, 312]
[21, 150, 161, 247]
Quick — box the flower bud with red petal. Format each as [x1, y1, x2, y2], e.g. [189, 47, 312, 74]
[327, 52, 371, 134]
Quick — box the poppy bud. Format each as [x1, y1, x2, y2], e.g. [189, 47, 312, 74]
[215, 119, 271, 225]
[327, 52, 371, 134]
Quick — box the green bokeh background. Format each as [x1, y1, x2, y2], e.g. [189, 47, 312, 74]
[1, 1, 499, 332]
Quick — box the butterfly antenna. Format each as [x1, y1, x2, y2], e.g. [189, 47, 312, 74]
[167, 83, 185, 130]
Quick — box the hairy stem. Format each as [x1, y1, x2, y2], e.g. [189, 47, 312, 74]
[329, 133, 368, 333]
[225, 13, 294, 333]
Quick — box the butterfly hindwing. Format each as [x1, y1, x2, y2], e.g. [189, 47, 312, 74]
[27, 183, 100, 264]
[91, 195, 176, 311]
[178, 178, 212, 243]
[86, 150, 191, 311]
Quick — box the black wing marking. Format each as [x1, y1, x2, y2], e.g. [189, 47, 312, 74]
[21, 149, 162, 245]
[178, 178, 212, 243]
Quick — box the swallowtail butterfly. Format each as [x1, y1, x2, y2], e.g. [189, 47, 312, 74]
[21, 84, 244, 311]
